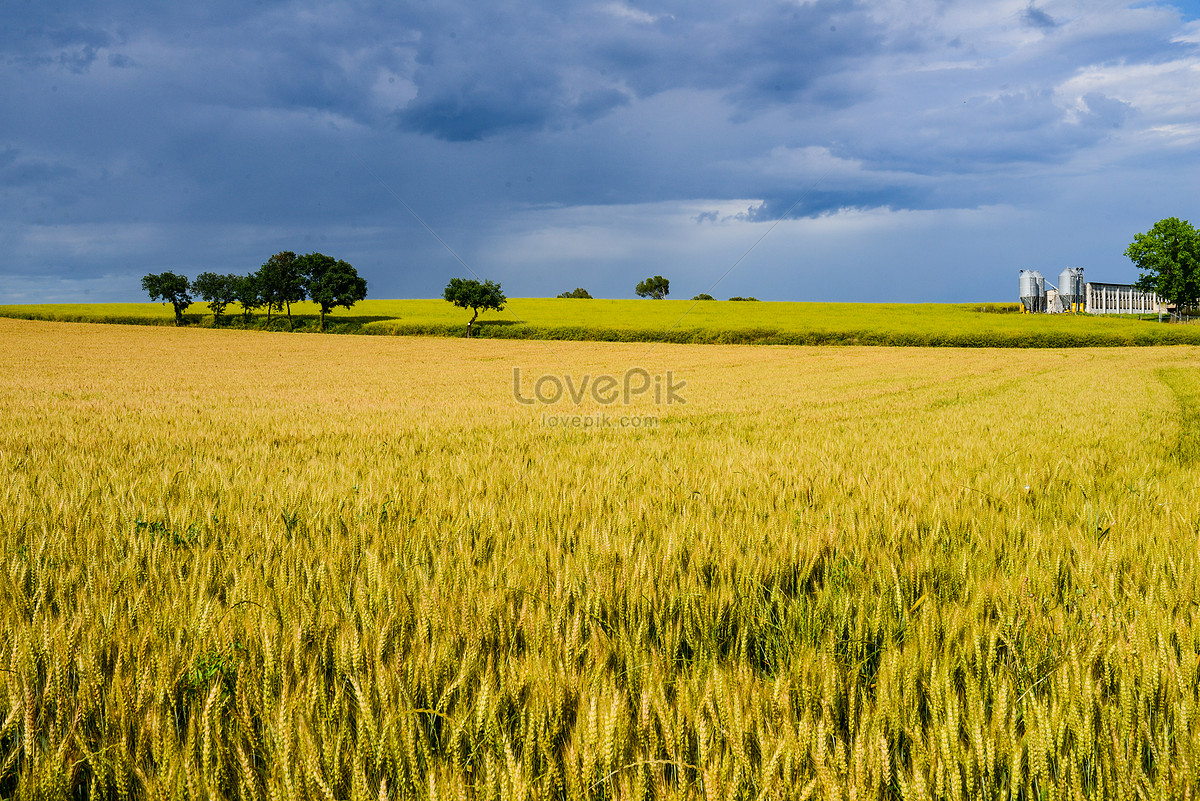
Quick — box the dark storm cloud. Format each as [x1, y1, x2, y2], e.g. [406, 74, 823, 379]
[0, 147, 76, 186]
[0, 0, 1198, 302]
[2, 21, 115, 52]
[394, 0, 881, 140]
[1021, 5, 1059, 30]
[855, 89, 1135, 177]
[740, 187, 932, 222]
[0, 0, 890, 228]
[5, 23, 115, 73]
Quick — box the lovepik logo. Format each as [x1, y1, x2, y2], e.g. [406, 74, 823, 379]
[512, 367, 686, 406]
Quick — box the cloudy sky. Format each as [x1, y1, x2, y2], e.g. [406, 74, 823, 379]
[2, 0, 1198, 303]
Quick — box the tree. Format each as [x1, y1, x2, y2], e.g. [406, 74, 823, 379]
[231, 274, 262, 323]
[1127, 217, 1200, 314]
[444, 278, 506, 337]
[257, 251, 306, 327]
[557, 288, 593, 299]
[298, 252, 368, 331]
[692, 293, 715, 301]
[728, 296, 760, 302]
[141, 271, 192, 326]
[191, 272, 239, 326]
[635, 275, 670, 299]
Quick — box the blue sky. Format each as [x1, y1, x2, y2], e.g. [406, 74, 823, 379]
[2, 0, 1198, 302]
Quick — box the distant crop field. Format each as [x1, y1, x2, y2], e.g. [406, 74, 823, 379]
[2, 317, 1199, 799]
[2, 298, 1199, 346]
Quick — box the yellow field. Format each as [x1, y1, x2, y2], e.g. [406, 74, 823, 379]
[1, 317, 1199, 799]
[4, 299, 1200, 347]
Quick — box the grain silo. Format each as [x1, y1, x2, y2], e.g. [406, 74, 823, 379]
[1058, 267, 1084, 312]
[1019, 270, 1046, 313]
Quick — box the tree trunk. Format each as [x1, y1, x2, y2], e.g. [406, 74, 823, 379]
[467, 308, 479, 338]
[320, 309, 326, 332]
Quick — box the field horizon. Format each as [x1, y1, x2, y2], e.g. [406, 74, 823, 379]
[2, 297, 1198, 347]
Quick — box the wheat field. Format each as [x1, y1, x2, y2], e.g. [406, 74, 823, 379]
[1, 317, 1199, 800]
[4, 299, 1199, 347]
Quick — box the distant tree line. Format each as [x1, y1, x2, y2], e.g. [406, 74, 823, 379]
[141, 251, 367, 330]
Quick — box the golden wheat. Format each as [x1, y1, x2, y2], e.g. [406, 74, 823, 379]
[1, 318, 1199, 799]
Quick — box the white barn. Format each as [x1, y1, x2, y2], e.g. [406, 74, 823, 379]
[1084, 282, 1164, 315]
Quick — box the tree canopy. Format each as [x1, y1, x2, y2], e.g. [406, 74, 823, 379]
[557, 288, 593, 299]
[257, 251, 306, 326]
[1128, 217, 1200, 313]
[141, 271, 193, 325]
[444, 278, 506, 337]
[191, 272, 240, 325]
[299, 253, 368, 330]
[636, 275, 670, 299]
[231, 274, 262, 322]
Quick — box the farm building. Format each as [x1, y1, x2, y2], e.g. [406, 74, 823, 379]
[1083, 281, 1165, 315]
[1019, 268, 1165, 314]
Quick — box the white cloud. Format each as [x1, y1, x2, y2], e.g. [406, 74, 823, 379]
[1057, 59, 1200, 129]
[1176, 19, 1200, 44]
[600, 2, 670, 25]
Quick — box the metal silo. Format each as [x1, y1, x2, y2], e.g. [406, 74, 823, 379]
[1020, 270, 1035, 312]
[1058, 267, 1083, 312]
[1020, 270, 1045, 313]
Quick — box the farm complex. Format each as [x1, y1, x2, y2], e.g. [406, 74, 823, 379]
[1019, 268, 1166, 315]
